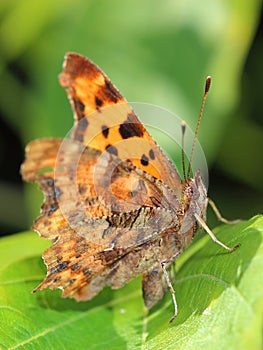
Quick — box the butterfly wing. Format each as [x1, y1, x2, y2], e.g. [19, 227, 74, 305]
[60, 53, 181, 191]
[21, 137, 181, 304]
[21, 138, 180, 248]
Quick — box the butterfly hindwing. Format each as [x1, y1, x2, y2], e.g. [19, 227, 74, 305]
[21, 138, 180, 247]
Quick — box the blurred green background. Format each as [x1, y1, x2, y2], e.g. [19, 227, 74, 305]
[0, 0, 262, 236]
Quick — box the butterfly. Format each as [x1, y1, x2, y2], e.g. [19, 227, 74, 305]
[21, 53, 239, 322]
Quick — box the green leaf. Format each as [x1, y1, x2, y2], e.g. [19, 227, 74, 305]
[0, 215, 262, 349]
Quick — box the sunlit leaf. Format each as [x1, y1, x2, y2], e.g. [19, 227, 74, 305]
[0, 216, 262, 349]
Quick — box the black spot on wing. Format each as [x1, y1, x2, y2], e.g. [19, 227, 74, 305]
[119, 113, 144, 139]
[51, 261, 69, 274]
[106, 144, 118, 156]
[141, 154, 149, 166]
[104, 79, 122, 103]
[73, 117, 89, 142]
[119, 123, 133, 139]
[101, 125, 109, 138]
[73, 98, 85, 120]
[47, 203, 59, 216]
[71, 264, 80, 271]
[149, 149, 155, 160]
[95, 96, 103, 108]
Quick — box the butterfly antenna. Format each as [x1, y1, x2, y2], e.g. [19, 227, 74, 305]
[181, 121, 187, 181]
[187, 76, 211, 178]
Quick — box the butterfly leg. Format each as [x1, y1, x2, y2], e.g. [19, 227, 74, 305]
[194, 213, 240, 252]
[161, 261, 178, 323]
[208, 198, 240, 224]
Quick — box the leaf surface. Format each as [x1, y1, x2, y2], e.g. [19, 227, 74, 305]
[0, 216, 262, 349]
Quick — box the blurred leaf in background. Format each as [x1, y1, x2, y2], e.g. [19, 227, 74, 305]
[0, 0, 262, 234]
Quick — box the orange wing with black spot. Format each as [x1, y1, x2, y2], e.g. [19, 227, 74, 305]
[60, 53, 181, 190]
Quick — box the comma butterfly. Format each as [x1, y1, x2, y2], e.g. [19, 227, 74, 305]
[21, 53, 239, 322]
